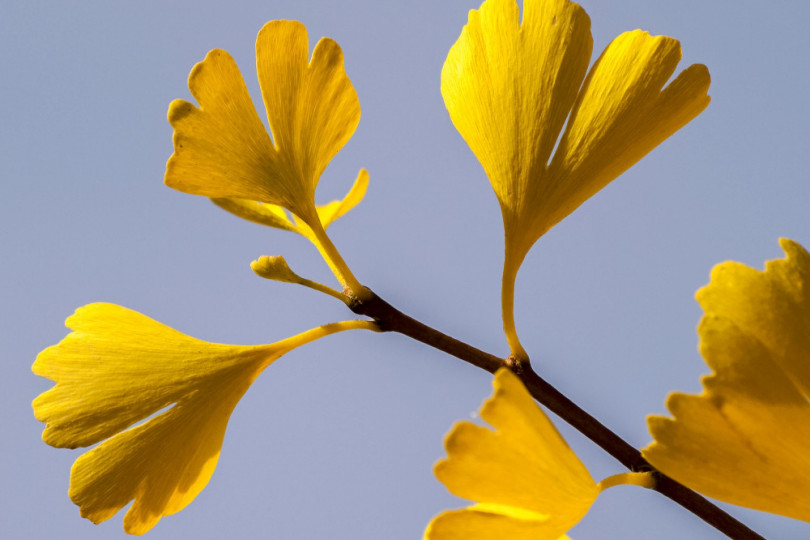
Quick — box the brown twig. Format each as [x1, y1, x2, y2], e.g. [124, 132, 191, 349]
[348, 288, 765, 540]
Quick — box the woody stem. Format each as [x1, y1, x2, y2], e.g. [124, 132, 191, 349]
[347, 288, 765, 540]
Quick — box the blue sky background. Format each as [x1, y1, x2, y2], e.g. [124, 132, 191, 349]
[2, 1, 809, 538]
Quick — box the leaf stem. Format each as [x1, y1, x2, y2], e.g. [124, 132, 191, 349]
[275, 319, 381, 352]
[501, 254, 529, 364]
[598, 471, 657, 491]
[306, 219, 369, 301]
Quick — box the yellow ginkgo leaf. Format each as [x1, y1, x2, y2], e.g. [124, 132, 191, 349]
[442, 0, 711, 359]
[425, 368, 653, 540]
[312, 167, 370, 229]
[33, 303, 375, 534]
[644, 239, 810, 522]
[164, 20, 360, 228]
[165, 20, 367, 297]
[211, 196, 298, 232]
[210, 168, 370, 234]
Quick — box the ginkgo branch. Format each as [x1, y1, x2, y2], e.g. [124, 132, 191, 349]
[348, 288, 766, 540]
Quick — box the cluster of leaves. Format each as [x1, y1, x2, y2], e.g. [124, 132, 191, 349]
[32, 0, 809, 538]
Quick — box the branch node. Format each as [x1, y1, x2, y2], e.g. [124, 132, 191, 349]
[346, 286, 374, 313]
[504, 353, 529, 375]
